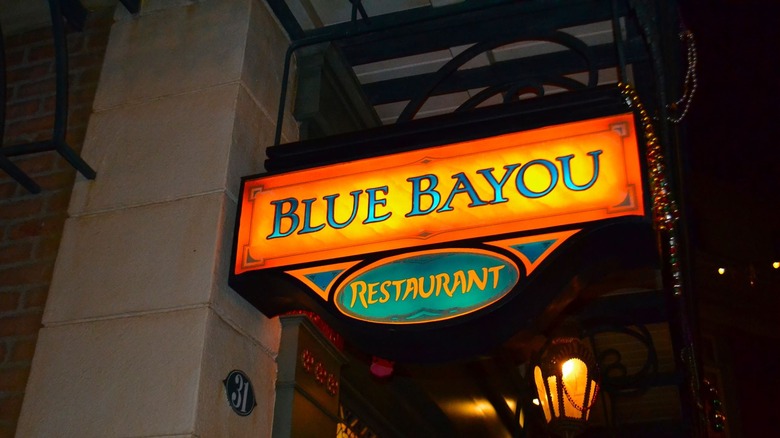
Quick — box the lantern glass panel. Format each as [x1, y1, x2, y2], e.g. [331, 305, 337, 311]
[561, 358, 588, 418]
[534, 365, 552, 421]
[548, 376, 560, 417]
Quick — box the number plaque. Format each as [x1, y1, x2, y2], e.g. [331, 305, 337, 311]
[223, 370, 256, 416]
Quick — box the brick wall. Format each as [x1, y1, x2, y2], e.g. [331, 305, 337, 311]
[0, 9, 111, 437]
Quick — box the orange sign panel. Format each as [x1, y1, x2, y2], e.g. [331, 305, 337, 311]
[236, 114, 643, 273]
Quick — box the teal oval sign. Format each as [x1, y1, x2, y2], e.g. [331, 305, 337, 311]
[334, 249, 520, 324]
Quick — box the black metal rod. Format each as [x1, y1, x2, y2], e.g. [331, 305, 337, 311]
[357, 0, 369, 22]
[611, 0, 628, 84]
[274, 45, 295, 146]
[49, 0, 68, 144]
[1, 141, 58, 157]
[48, 0, 96, 180]
[54, 142, 98, 180]
[0, 21, 40, 193]
[0, 156, 41, 193]
[350, 0, 370, 24]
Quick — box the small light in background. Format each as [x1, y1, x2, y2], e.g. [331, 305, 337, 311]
[717, 268, 725, 275]
[532, 398, 540, 406]
[369, 356, 394, 379]
[773, 261, 779, 269]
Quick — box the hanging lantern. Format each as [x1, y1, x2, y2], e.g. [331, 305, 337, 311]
[533, 337, 599, 438]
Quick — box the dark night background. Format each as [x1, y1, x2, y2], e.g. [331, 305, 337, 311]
[682, 2, 779, 259]
[681, 2, 779, 435]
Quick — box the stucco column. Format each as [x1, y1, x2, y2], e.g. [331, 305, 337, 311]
[16, 0, 296, 436]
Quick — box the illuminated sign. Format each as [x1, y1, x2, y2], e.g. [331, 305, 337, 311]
[332, 249, 520, 324]
[283, 229, 579, 323]
[235, 114, 643, 274]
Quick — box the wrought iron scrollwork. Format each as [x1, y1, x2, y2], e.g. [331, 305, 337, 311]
[455, 77, 589, 113]
[397, 30, 599, 123]
[585, 320, 659, 398]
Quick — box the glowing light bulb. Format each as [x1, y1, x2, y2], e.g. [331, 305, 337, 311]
[773, 262, 779, 269]
[532, 398, 540, 406]
[562, 359, 576, 378]
[717, 268, 725, 275]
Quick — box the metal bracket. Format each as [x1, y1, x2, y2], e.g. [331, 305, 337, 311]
[0, 0, 97, 194]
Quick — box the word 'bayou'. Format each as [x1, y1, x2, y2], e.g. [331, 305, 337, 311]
[267, 151, 602, 239]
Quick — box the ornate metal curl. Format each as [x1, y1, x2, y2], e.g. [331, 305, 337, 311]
[584, 320, 659, 398]
[455, 76, 588, 112]
[398, 30, 598, 122]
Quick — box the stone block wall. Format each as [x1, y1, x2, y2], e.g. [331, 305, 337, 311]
[8, 1, 293, 436]
[0, 9, 112, 436]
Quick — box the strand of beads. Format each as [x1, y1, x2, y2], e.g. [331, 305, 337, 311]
[619, 83, 682, 297]
[668, 30, 698, 124]
[620, 81, 707, 430]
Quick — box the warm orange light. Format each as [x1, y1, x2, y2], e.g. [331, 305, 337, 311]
[534, 366, 552, 422]
[562, 358, 577, 378]
[718, 267, 726, 275]
[560, 358, 592, 419]
[236, 114, 644, 273]
[534, 337, 599, 432]
[505, 398, 517, 413]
